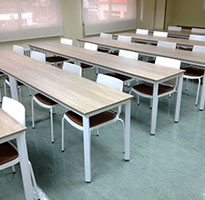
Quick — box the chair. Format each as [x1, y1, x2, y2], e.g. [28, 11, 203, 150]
[130, 56, 181, 107]
[183, 45, 205, 105]
[0, 96, 39, 199]
[31, 51, 57, 143]
[61, 73, 124, 152]
[46, 38, 73, 66]
[191, 28, 205, 34]
[136, 28, 149, 35]
[4, 45, 24, 101]
[98, 33, 113, 53]
[157, 41, 176, 49]
[189, 34, 205, 41]
[153, 31, 168, 37]
[168, 26, 182, 32]
[62, 62, 82, 76]
[80, 42, 98, 71]
[106, 50, 138, 87]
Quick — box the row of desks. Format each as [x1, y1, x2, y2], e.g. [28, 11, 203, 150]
[0, 51, 132, 185]
[29, 42, 184, 135]
[77, 36, 205, 111]
[112, 32, 205, 48]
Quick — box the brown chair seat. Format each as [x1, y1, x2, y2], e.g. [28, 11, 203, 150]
[6, 77, 24, 86]
[80, 63, 94, 69]
[106, 73, 133, 82]
[46, 56, 68, 63]
[34, 93, 57, 106]
[65, 110, 116, 128]
[97, 47, 110, 53]
[0, 142, 18, 165]
[132, 83, 173, 96]
[184, 67, 204, 77]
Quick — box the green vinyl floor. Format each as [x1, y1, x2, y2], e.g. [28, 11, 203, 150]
[0, 76, 205, 200]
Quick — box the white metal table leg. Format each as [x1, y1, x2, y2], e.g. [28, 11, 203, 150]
[151, 82, 159, 135]
[16, 132, 34, 200]
[175, 74, 183, 122]
[8, 75, 19, 101]
[83, 116, 91, 182]
[199, 70, 205, 111]
[124, 100, 131, 161]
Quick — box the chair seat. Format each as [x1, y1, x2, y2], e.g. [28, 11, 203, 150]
[132, 83, 174, 96]
[46, 56, 67, 63]
[34, 93, 57, 106]
[0, 142, 18, 165]
[65, 110, 116, 128]
[97, 47, 110, 53]
[106, 73, 133, 81]
[6, 77, 24, 86]
[80, 63, 93, 69]
[184, 67, 204, 77]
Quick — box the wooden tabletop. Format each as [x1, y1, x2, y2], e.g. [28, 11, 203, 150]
[113, 32, 205, 47]
[77, 37, 205, 66]
[0, 51, 132, 116]
[29, 42, 184, 82]
[0, 109, 26, 140]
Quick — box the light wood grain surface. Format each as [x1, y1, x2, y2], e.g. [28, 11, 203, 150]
[29, 42, 184, 82]
[77, 37, 205, 66]
[0, 109, 26, 139]
[0, 51, 132, 115]
[113, 32, 205, 47]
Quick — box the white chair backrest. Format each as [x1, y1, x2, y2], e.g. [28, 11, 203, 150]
[97, 73, 123, 92]
[155, 56, 181, 69]
[62, 62, 82, 77]
[31, 51, 46, 63]
[189, 34, 205, 41]
[136, 28, 149, 35]
[191, 28, 205, 34]
[117, 35, 132, 42]
[157, 41, 176, 49]
[153, 31, 168, 37]
[2, 97, 25, 125]
[13, 45, 24, 55]
[119, 50, 138, 60]
[84, 42, 98, 51]
[60, 38, 73, 45]
[168, 26, 182, 32]
[193, 45, 205, 53]
[100, 33, 112, 40]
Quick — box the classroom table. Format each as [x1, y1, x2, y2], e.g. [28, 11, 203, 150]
[112, 32, 205, 48]
[0, 109, 33, 200]
[0, 50, 132, 183]
[77, 37, 205, 111]
[29, 42, 184, 135]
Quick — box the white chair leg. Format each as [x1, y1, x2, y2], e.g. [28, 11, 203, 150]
[4, 81, 7, 97]
[118, 118, 125, 152]
[61, 116, 65, 152]
[50, 108, 54, 143]
[18, 87, 22, 102]
[150, 99, 153, 109]
[28, 88, 32, 96]
[28, 161, 40, 200]
[96, 128, 99, 136]
[31, 98, 35, 129]
[185, 78, 188, 91]
[195, 78, 201, 106]
[137, 95, 140, 105]
[0, 87, 2, 103]
[12, 165, 16, 174]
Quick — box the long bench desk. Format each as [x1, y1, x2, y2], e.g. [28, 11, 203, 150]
[77, 37, 205, 111]
[29, 42, 184, 136]
[0, 109, 32, 200]
[112, 32, 205, 48]
[0, 50, 132, 183]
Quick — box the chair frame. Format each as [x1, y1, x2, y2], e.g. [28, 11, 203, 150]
[61, 74, 124, 152]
